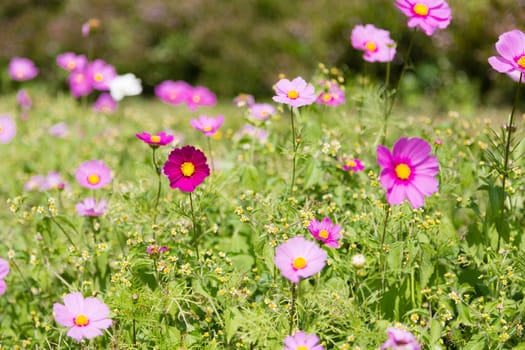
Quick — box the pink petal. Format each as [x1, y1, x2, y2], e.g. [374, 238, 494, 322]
[64, 292, 84, 316]
[53, 303, 75, 327]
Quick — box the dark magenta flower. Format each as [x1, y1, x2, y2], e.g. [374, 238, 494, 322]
[136, 131, 174, 147]
[8, 57, 38, 81]
[342, 158, 364, 173]
[163, 145, 210, 192]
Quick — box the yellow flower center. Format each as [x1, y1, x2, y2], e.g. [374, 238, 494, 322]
[296, 346, 309, 350]
[150, 135, 161, 143]
[74, 314, 89, 327]
[395, 163, 411, 180]
[67, 61, 76, 70]
[319, 229, 329, 239]
[204, 125, 212, 132]
[322, 93, 332, 102]
[87, 174, 100, 185]
[413, 3, 429, 16]
[365, 41, 377, 52]
[517, 55, 525, 68]
[181, 162, 195, 177]
[346, 160, 357, 168]
[261, 111, 268, 116]
[287, 90, 299, 99]
[192, 95, 201, 103]
[292, 256, 307, 270]
[94, 73, 104, 82]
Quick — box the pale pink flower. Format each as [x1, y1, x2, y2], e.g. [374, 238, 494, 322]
[272, 77, 317, 108]
[395, 0, 451, 36]
[351, 24, 396, 62]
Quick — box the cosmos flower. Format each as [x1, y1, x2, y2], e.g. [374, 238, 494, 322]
[8, 57, 39, 81]
[93, 93, 118, 114]
[43, 171, 68, 191]
[146, 245, 169, 255]
[283, 331, 324, 350]
[307, 217, 342, 248]
[316, 81, 346, 106]
[75, 160, 112, 190]
[395, 0, 451, 36]
[68, 70, 93, 98]
[56, 53, 88, 72]
[234, 124, 269, 145]
[233, 93, 255, 108]
[163, 145, 210, 192]
[381, 327, 420, 350]
[154, 80, 192, 106]
[274, 236, 327, 283]
[81, 18, 100, 37]
[16, 89, 32, 110]
[377, 137, 439, 208]
[186, 86, 217, 111]
[272, 77, 317, 108]
[53, 292, 112, 342]
[342, 158, 364, 173]
[351, 24, 396, 62]
[136, 131, 174, 147]
[49, 122, 69, 138]
[488, 30, 525, 75]
[249, 103, 276, 120]
[190, 115, 224, 137]
[108, 73, 142, 101]
[0, 114, 16, 144]
[75, 197, 108, 217]
[86, 59, 117, 91]
[0, 258, 10, 296]
[24, 175, 46, 192]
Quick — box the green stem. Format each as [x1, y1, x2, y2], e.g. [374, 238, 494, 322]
[289, 107, 297, 194]
[380, 204, 391, 295]
[207, 137, 215, 173]
[152, 147, 162, 227]
[50, 217, 76, 249]
[289, 282, 298, 334]
[189, 192, 200, 260]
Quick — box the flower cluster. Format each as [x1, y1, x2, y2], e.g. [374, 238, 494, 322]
[155, 80, 216, 111]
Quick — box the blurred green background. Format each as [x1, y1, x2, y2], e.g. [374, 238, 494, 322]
[0, 0, 523, 105]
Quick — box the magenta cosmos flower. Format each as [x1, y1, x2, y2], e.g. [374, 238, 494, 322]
[53, 292, 112, 342]
[395, 0, 451, 36]
[155, 80, 192, 105]
[86, 59, 117, 90]
[284, 331, 324, 350]
[488, 30, 525, 75]
[186, 86, 217, 111]
[249, 103, 276, 120]
[69, 70, 93, 98]
[8, 57, 39, 81]
[0, 258, 10, 296]
[274, 236, 327, 284]
[351, 24, 396, 62]
[273, 77, 317, 108]
[136, 131, 174, 147]
[316, 81, 346, 106]
[0, 114, 16, 144]
[381, 327, 420, 350]
[163, 145, 210, 192]
[56, 52, 88, 72]
[75, 160, 112, 189]
[190, 115, 224, 136]
[342, 158, 364, 173]
[93, 93, 118, 114]
[76, 198, 108, 217]
[307, 217, 342, 248]
[377, 137, 439, 209]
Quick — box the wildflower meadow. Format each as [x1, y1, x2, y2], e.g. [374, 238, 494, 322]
[2, 1, 525, 349]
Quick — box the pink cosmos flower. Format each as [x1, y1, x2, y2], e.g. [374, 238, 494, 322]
[16, 89, 32, 110]
[49, 122, 69, 138]
[395, 0, 451, 36]
[53, 292, 112, 342]
[381, 327, 420, 350]
[234, 124, 269, 144]
[75, 160, 112, 190]
[190, 115, 224, 137]
[272, 77, 317, 108]
[351, 24, 396, 62]
[186, 86, 217, 111]
[507, 70, 523, 82]
[283, 331, 324, 350]
[342, 158, 364, 173]
[0, 114, 16, 144]
[163, 145, 210, 192]
[24, 175, 46, 191]
[249, 103, 276, 120]
[307, 217, 342, 248]
[44, 171, 68, 191]
[86, 59, 117, 91]
[274, 236, 327, 284]
[8, 57, 39, 81]
[76, 198, 108, 217]
[0, 258, 10, 296]
[488, 30, 525, 75]
[316, 81, 346, 106]
[146, 244, 169, 255]
[56, 53, 88, 72]
[233, 93, 255, 108]
[81, 18, 100, 37]
[377, 137, 439, 208]
[93, 93, 118, 114]
[136, 131, 174, 147]
[154, 80, 192, 105]
[69, 70, 93, 98]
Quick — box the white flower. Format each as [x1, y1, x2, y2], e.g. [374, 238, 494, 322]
[351, 254, 366, 268]
[108, 73, 142, 101]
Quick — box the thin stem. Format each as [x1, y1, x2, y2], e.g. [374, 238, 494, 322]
[289, 282, 298, 334]
[380, 204, 391, 248]
[380, 204, 391, 295]
[189, 192, 200, 260]
[50, 217, 76, 249]
[10, 258, 32, 291]
[152, 147, 163, 227]
[289, 107, 297, 194]
[207, 137, 215, 173]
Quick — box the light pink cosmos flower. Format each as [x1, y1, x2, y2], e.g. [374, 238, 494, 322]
[272, 77, 317, 108]
[377, 137, 439, 209]
[16, 89, 32, 110]
[381, 327, 420, 350]
[283, 331, 324, 350]
[69, 70, 93, 98]
[190, 115, 224, 137]
[136, 131, 174, 147]
[249, 103, 276, 120]
[86, 59, 117, 91]
[234, 124, 269, 144]
[0, 114, 16, 144]
[155, 80, 192, 105]
[56, 53, 88, 72]
[186, 86, 217, 111]
[351, 24, 396, 62]
[93, 93, 118, 114]
[488, 30, 525, 75]
[44, 171, 68, 191]
[274, 236, 327, 284]
[316, 81, 346, 106]
[342, 158, 364, 173]
[233, 93, 255, 108]
[49, 122, 69, 138]
[75, 160, 112, 190]
[8, 57, 39, 81]
[76, 197, 108, 217]
[307, 217, 342, 248]
[395, 0, 451, 36]
[0, 258, 10, 296]
[53, 292, 112, 342]
[24, 175, 46, 191]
